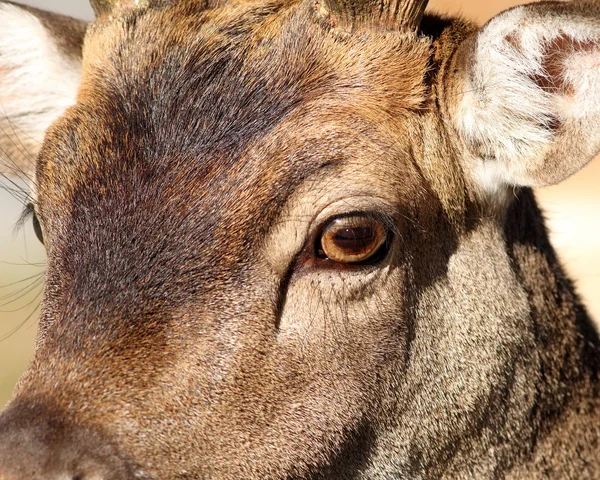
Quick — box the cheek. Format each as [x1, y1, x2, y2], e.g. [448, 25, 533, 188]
[277, 265, 409, 373]
[115, 267, 409, 478]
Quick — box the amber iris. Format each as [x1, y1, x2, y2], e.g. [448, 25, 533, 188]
[319, 216, 387, 264]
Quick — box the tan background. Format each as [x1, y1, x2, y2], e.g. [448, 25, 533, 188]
[1, 0, 599, 408]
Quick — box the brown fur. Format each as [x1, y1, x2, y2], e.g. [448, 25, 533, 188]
[0, 0, 599, 479]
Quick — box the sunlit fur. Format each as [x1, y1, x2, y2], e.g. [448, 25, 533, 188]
[0, 1, 599, 479]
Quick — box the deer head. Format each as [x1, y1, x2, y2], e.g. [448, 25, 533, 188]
[0, 0, 599, 478]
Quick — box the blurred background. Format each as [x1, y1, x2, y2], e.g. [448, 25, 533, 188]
[1, 0, 599, 408]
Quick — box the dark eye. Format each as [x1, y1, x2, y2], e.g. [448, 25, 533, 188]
[22, 203, 44, 245]
[317, 216, 389, 264]
[32, 210, 44, 245]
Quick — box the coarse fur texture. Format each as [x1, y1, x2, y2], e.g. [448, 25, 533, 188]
[0, 0, 598, 479]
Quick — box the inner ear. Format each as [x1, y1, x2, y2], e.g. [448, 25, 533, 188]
[532, 35, 595, 95]
[449, 2, 600, 190]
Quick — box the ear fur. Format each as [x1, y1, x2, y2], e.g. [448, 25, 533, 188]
[449, 0, 600, 191]
[0, 3, 86, 177]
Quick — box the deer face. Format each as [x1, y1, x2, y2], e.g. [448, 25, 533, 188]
[3, 3, 440, 478]
[1, 0, 599, 478]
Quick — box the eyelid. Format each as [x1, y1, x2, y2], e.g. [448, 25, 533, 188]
[314, 211, 397, 241]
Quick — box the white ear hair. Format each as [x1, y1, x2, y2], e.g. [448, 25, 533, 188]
[451, 1, 600, 192]
[0, 3, 85, 177]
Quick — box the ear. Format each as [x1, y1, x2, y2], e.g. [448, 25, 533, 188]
[0, 3, 86, 177]
[449, 0, 600, 189]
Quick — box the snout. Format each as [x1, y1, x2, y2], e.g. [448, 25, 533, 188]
[0, 400, 140, 480]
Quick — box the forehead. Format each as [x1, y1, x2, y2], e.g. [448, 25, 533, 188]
[38, 0, 431, 218]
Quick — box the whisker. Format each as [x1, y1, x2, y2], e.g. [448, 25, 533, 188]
[0, 260, 45, 267]
[0, 173, 33, 207]
[0, 300, 41, 343]
[0, 272, 45, 290]
[0, 276, 44, 306]
[0, 97, 39, 164]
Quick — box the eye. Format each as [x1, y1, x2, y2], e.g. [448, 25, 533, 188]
[32, 210, 44, 245]
[24, 203, 44, 245]
[317, 215, 389, 264]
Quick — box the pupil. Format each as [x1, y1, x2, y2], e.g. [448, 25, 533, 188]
[333, 227, 374, 253]
[334, 227, 373, 242]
